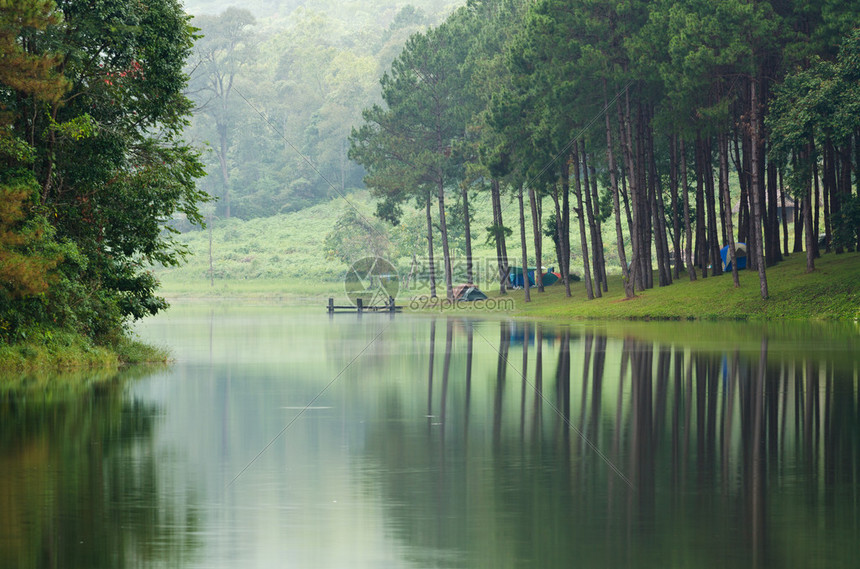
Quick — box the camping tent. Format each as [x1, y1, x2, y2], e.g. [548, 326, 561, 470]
[453, 284, 488, 301]
[508, 266, 536, 288]
[720, 243, 747, 271]
[508, 267, 557, 288]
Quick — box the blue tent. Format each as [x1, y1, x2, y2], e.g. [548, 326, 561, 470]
[720, 243, 748, 271]
[508, 266, 536, 288]
[508, 267, 556, 288]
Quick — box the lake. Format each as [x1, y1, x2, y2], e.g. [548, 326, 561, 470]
[1, 305, 858, 568]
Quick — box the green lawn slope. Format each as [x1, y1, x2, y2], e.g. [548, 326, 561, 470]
[499, 251, 859, 320]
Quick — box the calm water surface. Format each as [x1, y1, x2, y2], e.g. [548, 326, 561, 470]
[2, 305, 859, 568]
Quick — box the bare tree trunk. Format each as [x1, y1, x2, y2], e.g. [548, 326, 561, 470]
[617, 102, 635, 240]
[732, 131, 750, 246]
[766, 156, 781, 264]
[750, 76, 769, 299]
[704, 137, 722, 275]
[812, 150, 821, 257]
[462, 184, 473, 284]
[647, 116, 672, 286]
[491, 179, 508, 294]
[581, 144, 603, 297]
[680, 138, 697, 281]
[669, 134, 682, 279]
[425, 194, 437, 298]
[636, 102, 653, 289]
[590, 164, 608, 292]
[518, 186, 531, 302]
[793, 150, 805, 253]
[804, 146, 816, 273]
[779, 169, 789, 255]
[562, 162, 572, 290]
[695, 137, 708, 278]
[719, 133, 740, 287]
[604, 78, 633, 298]
[552, 181, 572, 297]
[572, 145, 594, 300]
[528, 187, 544, 292]
[436, 177, 454, 301]
[624, 88, 646, 291]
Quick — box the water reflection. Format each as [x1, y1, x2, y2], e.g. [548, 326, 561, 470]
[0, 369, 201, 569]
[370, 319, 859, 569]
[1, 312, 857, 569]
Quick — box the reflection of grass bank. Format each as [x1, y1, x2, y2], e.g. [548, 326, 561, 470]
[472, 252, 858, 321]
[0, 332, 169, 374]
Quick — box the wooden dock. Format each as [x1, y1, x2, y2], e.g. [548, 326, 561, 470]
[327, 297, 402, 314]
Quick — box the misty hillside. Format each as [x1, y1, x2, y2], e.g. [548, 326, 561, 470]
[183, 0, 465, 220]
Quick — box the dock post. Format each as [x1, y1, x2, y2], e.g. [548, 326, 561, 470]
[356, 298, 363, 314]
[328, 297, 334, 314]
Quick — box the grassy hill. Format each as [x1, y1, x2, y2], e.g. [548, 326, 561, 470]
[154, 189, 570, 299]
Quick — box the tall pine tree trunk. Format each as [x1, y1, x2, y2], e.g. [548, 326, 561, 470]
[580, 145, 602, 297]
[624, 88, 646, 291]
[704, 138, 722, 275]
[528, 187, 544, 292]
[604, 78, 633, 298]
[694, 137, 708, 278]
[732, 133, 749, 245]
[719, 132, 740, 287]
[425, 194, 437, 298]
[804, 142, 816, 273]
[636, 102, 653, 289]
[669, 134, 682, 279]
[518, 186, 530, 302]
[680, 138, 697, 281]
[647, 116, 672, 286]
[766, 157, 781, 264]
[436, 176, 454, 301]
[462, 184, 473, 284]
[572, 146, 594, 300]
[590, 165, 608, 292]
[491, 179, 507, 294]
[749, 76, 769, 299]
[552, 181, 572, 297]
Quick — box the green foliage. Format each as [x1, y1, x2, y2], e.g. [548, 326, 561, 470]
[324, 208, 391, 263]
[831, 194, 860, 251]
[0, 0, 209, 359]
[183, 1, 457, 220]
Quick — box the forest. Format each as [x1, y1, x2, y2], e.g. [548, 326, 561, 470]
[2, 0, 859, 359]
[183, 0, 460, 218]
[349, 0, 860, 302]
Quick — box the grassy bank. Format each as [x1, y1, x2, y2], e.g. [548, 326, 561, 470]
[0, 331, 170, 374]
[419, 251, 859, 321]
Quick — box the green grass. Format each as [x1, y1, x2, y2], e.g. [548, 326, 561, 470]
[493, 251, 860, 321]
[154, 189, 571, 299]
[154, 189, 857, 323]
[0, 329, 170, 374]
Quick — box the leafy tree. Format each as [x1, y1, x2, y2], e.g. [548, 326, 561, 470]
[1, 0, 208, 344]
[350, 23, 471, 301]
[188, 7, 257, 218]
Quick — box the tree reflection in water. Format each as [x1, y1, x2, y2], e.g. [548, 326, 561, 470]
[383, 320, 859, 569]
[0, 371, 201, 569]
